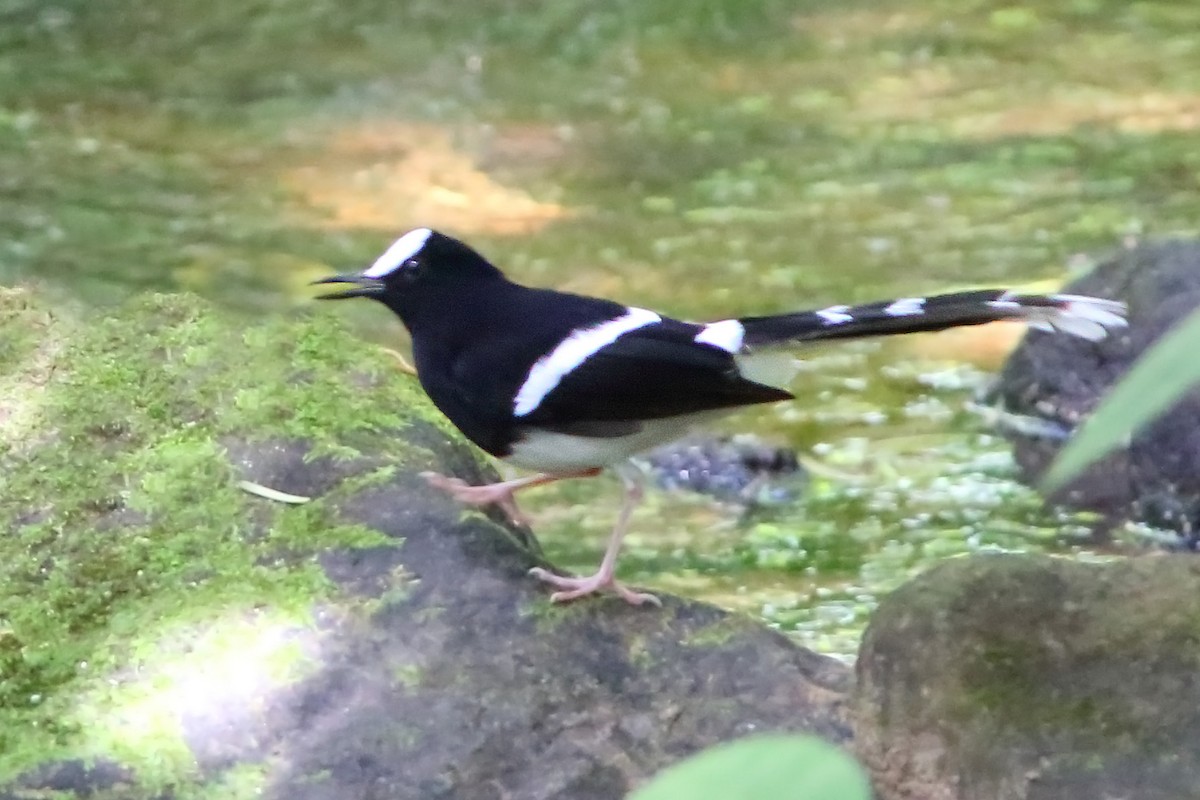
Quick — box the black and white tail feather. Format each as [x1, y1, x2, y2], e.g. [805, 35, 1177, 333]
[734, 290, 1127, 349]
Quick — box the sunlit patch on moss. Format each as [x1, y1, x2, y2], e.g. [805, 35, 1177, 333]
[73, 610, 320, 791]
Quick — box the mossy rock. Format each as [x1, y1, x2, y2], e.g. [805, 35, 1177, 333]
[853, 553, 1200, 800]
[0, 289, 850, 799]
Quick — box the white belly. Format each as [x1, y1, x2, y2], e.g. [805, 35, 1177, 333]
[505, 412, 729, 474]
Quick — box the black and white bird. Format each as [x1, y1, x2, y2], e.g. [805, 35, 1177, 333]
[313, 228, 1126, 606]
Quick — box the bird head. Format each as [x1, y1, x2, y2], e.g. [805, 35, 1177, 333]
[311, 228, 503, 308]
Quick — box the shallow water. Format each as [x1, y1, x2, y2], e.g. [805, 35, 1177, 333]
[3, 0, 1198, 658]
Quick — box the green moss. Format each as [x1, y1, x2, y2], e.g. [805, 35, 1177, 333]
[0, 288, 47, 370]
[392, 663, 424, 689]
[627, 633, 657, 669]
[268, 503, 394, 552]
[352, 563, 418, 619]
[294, 768, 333, 788]
[953, 608, 1200, 753]
[20, 790, 76, 800]
[864, 557, 1200, 783]
[682, 618, 749, 649]
[957, 637, 1125, 738]
[0, 293, 456, 786]
[178, 763, 270, 800]
[336, 464, 401, 493]
[519, 597, 578, 634]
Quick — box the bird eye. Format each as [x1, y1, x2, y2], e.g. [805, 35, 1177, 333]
[399, 258, 422, 281]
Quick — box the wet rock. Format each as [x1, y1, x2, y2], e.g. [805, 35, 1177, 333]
[989, 239, 1200, 542]
[641, 435, 806, 505]
[853, 554, 1200, 800]
[0, 291, 851, 800]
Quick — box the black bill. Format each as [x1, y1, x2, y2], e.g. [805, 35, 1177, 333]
[310, 273, 386, 300]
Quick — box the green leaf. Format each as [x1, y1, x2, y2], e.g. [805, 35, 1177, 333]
[629, 734, 872, 800]
[1043, 306, 1200, 492]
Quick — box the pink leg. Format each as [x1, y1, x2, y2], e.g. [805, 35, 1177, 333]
[528, 469, 660, 607]
[420, 468, 600, 525]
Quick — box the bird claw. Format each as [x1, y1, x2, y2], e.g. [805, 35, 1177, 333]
[528, 566, 661, 607]
[420, 471, 530, 525]
[421, 470, 657, 606]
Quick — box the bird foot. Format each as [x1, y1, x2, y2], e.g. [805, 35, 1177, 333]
[420, 472, 529, 526]
[528, 567, 661, 606]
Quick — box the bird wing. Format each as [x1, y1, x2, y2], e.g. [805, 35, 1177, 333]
[515, 319, 793, 426]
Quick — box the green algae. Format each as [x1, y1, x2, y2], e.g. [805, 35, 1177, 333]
[0, 291, 446, 785]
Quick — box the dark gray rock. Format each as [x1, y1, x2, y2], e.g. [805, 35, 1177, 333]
[256, 452, 852, 800]
[990, 239, 1200, 542]
[853, 554, 1200, 800]
[0, 291, 851, 800]
[11, 439, 850, 800]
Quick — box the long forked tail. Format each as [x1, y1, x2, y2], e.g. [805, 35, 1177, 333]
[737, 290, 1127, 348]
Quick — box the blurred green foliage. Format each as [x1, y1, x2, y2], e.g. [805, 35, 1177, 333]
[631, 734, 872, 800]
